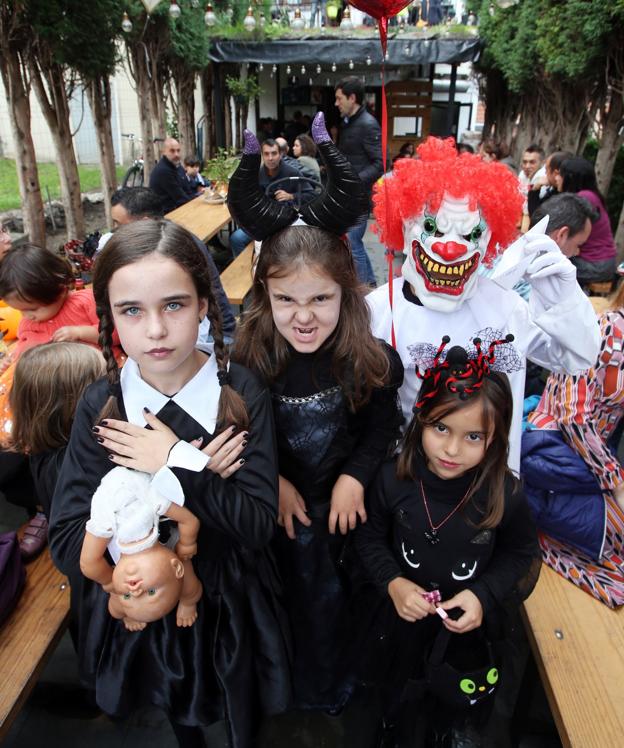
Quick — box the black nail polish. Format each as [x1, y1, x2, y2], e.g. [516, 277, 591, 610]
[239, 458, 245, 465]
[108, 454, 115, 460]
[100, 420, 108, 426]
[243, 432, 249, 438]
[143, 407, 151, 413]
[241, 440, 248, 447]
[96, 437, 104, 444]
[91, 426, 99, 433]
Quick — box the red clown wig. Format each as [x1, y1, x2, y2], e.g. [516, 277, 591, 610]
[373, 137, 524, 265]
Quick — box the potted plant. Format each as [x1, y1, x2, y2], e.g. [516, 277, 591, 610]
[204, 148, 240, 196]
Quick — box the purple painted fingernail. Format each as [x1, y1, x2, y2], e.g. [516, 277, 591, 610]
[97, 437, 104, 444]
[239, 458, 245, 465]
[241, 440, 248, 447]
[100, 420, 108, 426]
[91, 426, 99, 433]
[143, 407, 151, 413]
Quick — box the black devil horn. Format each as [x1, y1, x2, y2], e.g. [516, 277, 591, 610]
[299, 112, 368, 235]
[227, 130, 298, 241]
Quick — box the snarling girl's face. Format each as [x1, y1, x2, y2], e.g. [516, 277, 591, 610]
[402, 195, 491, 313]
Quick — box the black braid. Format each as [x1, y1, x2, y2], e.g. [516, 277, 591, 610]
[98, 307, 119, 386]
[205, 287, 249, 431]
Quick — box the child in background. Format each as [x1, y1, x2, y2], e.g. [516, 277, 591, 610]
[354, 336, 540, 746]
[183, 156, 206, 194]
[49, 219, 290, 748]
[9, 342, 106, 518]
[0, 244, 101, 362]
[229, 118, 404, 718]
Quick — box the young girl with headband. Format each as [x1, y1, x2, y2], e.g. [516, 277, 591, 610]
[229, 115, 404, 718]
[49, 220, 290, 748]
[354, 334, 540, 746]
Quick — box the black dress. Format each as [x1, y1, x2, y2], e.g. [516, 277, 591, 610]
[353, 454, 540, 704]
[269, 342, 404, 710]
[48, 360, 291, 748]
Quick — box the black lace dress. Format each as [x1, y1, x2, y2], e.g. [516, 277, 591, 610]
[270, 342, 404, 710]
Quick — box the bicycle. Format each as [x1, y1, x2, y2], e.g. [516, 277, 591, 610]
[120, 134, 165, 189]
[121, 133, 144, 188]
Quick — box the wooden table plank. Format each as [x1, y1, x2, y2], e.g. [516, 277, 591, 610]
[165, 196, 231, 243]
[0, 547, 70, 741]
[522, 563, 624, 748]
[219, 243, 255, 306]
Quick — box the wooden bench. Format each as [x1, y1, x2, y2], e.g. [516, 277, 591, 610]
[587, 280, 613, 297]
[522, 563, 624, 747]
[220, 243, 255, 309]
[0, 531, 70, 741]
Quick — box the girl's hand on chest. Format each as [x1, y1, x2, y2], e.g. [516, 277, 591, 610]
[387, 577, 436, 623]
[93, 409, 181, 473]
[439, 589, 483, 633]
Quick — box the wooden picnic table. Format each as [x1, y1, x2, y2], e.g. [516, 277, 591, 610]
[0, 537, 70, 741]
[165, 195, 231, 243]
[522, 563, 624, 748]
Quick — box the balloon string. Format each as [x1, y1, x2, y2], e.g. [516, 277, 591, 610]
[379, 16, 396, 348]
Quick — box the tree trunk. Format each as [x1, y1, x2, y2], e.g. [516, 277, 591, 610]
[595, 92, 624, 197]
[86, 76, 117, 230]
[129, 45, 156, 183]
[30, 60, 85, 241]
[0, 49, 46, 246]
[201, 66, 214, 161]
[175, 70, 197, 157]
[615, 198, 624, 261]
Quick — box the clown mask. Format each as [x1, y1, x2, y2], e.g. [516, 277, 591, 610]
[402, 195, 491, 313]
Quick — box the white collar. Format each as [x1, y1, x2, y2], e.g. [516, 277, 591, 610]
[120, 347, 221, 434]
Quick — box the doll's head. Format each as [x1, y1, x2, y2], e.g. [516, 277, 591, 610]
[10, 342, 105, 454]
[232, 225, 390, 409]
[373, 138, 523, 312]
[398, 336, 517, 528]
[0, 244, 75, 321]
[93, 220, 247, 430]
[109, 543, 184, 624]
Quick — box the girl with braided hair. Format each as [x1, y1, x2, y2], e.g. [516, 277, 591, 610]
[354, 336, 539, 747]
[48, 220, 291, 748]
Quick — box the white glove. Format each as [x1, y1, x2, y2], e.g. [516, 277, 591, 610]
[522, 235, 578, 310]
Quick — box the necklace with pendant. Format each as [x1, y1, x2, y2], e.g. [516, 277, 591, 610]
[420, 477, 474, 545]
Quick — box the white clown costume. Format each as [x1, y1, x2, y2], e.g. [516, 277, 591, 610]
[367, 139, 600, 471]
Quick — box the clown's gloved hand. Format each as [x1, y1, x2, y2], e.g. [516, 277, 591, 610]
[522, 235, 578, 311]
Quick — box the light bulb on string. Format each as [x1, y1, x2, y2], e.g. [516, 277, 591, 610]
[340, 7, 353, 30]
[308, 77, 313, 86]
[286, 65, 291, 75]
[272, 64, 277, 74]
[204, 3, 216, 27]
[243, 6, 256, 30]
[316, 64, 321, 74]
[301, 64, 306, 74]
[366, 55, 372, 66]
[169, 1, 181, 20]
[348, 59, 354, 70]
[291, 8, 305, 30]
[259, 62, 264, 71]
[121, 11, 133, 33]
[331, 62, 337, 72]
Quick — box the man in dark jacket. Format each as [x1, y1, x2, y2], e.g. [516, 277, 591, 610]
[229, 139, 314, 256]
[148, 137, 195, 214]
[335, 76, 384, 286]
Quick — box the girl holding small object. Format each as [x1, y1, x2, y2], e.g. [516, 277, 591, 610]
[354, 335, 540, 746]
[0, 244, 102, 362]
[49, 220, 290, 748]
[229, 115, 404, 714]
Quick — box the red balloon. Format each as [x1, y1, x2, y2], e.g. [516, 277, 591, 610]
[348, 0, 412, 21]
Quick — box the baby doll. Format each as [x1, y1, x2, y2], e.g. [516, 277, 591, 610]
[80, 466, 202, 632]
